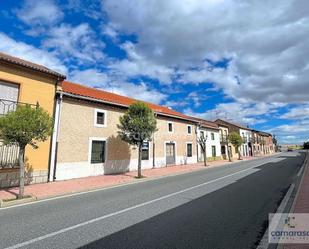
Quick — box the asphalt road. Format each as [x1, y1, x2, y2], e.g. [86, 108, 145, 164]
[0, 151, 305, 249]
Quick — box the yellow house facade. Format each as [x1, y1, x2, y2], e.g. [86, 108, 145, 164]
[0, 52, 65, 187]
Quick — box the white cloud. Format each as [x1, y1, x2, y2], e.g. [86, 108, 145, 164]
[65, 0, 102, 20]
[0, 32, 67, 74]
[183, 101, 284, 126]
[42, 23, 105, 63]
[281, 105, 309, 120]
[103, 0, 309, 103]
[70, 69, 167, 104]
[109, 42, 174, 84]
[16, 0, 63, 26]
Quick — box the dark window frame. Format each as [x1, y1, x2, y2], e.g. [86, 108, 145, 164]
[187, 125, 192, 134]
[168, 122, 173, 132]
[90, 140, 106, 164]
[211, 145, 216, 157]
[211, 133, 215, 140]
[187, 143, 193, 157]
[141, 142, 150, 160]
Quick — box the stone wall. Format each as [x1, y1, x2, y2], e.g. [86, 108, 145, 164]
[0, 169, 48, 188]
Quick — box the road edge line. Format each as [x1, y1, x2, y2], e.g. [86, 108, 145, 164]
[0, 154, 278, 210]
[257, 150, 308, 249]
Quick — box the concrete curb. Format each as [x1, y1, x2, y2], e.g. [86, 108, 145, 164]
[289, 150, 309, 213]
[257, 150, 308, 249]
[0, 153, 279, 209]
[275, 151, 309, 249]
[0, 195, 37, 208]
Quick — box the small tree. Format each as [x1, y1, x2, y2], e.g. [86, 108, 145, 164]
[273, 135, 278, 152]
[118, 102, 157, 178]
[197, 132, 207, 166]
[303, 141, 309, 150]
[229, 132, 243, 160]
[0, 105, 53, 199]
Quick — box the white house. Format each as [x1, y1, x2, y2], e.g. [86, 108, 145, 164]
[239, 128, 252, 157]
[195, 119, 222, 161]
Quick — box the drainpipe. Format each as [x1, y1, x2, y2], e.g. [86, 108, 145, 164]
[49, 92, 63, 181]
[196, 124, 199, 162]
[152, 112, 157, 168]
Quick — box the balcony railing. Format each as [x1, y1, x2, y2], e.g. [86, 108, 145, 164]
[0, 142, 19, 169]
[0, 98, 37, 116]
[0, 99, 37, 169]
[220, 135, 228, 143]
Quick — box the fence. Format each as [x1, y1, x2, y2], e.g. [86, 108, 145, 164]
[0, 143, 19, 169]
[0, 98, 37, 169]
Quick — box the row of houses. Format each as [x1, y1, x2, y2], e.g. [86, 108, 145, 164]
[0, 52, 275, 187]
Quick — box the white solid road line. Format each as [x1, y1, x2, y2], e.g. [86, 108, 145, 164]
[4, 165, 262, 249]
[297, 166, 303, 177]
[0, 155, 277, 211]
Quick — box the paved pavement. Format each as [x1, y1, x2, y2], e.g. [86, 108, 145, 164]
[283, 151, 309, 249]
[0, 156, 258, 201]
[0, 151, 304, 249]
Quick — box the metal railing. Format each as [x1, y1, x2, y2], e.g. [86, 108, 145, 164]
[220, 135, 228, 143]
[0, 99, 37, 169]
[0, 98, 37, 116]
[0, 142, 19, 169]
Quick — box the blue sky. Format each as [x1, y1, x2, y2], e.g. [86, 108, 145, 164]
[0, 0, 309, 144]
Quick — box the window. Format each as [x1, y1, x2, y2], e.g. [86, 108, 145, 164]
[142, 142, 149, 160]
[187, 143, 192, 157]
[211, 133, 215, 140]
[200, 131, 205, 138]
[168, 122, 173, 132]
[94, 109, 106, 127]
[212, 146, 216, 157]
[90, 140, 106, 163]
[187, 125, 192, 134]
[0, 81, 19, 115]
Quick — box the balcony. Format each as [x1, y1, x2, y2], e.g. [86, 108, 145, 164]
[0, 142, 19, 169]
[0, 98, 37, 169]
[0, 98, 37, 116]
[220, 135, 228, 143]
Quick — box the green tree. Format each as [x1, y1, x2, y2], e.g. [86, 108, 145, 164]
[303, 141, 309, 150]
[118, 102, 157, 178]
[228, 132, 243, 160]
[0, 105, 53, 199]
[272, 135, 278, 152]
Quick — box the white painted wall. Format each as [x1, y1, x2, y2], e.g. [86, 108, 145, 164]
[239, 128, 252, 157]
[197, 128, 221, 161]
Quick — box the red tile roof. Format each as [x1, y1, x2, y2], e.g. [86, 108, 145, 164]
[215, 119, 251, 130]
[0, 52, 66, 79]
[61, 81, 195, 121]
[192, 117, 219, 130]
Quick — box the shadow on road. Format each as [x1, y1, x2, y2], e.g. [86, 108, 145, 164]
[78, 152, 305, 249]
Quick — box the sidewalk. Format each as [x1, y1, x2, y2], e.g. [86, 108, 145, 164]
[0, 155, 263, 202]
[283, 152, 309, 249]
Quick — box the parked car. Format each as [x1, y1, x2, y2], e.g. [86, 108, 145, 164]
[287, 147, 293, 152]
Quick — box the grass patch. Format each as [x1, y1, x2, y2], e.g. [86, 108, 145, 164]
[134, 175, 146, 179]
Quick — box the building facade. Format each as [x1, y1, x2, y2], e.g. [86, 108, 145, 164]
[239, 128, 252, 157]
[0, 52, 276, 186]
[217, 124, 238, 160]
[0, 53, 65, 187]
[196, 119, 221, 162]
[51, 81, 198, 181]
